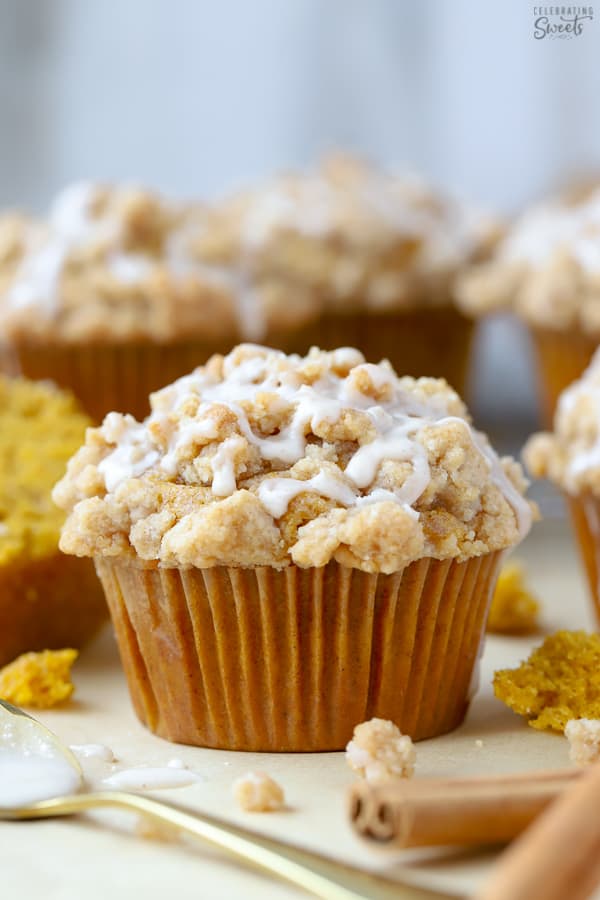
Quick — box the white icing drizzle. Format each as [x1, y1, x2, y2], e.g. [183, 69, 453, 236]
[102, 766, 203, 791]
[553, 350, 600, 491]
[94, 346, 532, 535]
[0, 711, 82, 807]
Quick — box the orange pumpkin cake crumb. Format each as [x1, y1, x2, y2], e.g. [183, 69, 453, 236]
[0, 648, 78, 709]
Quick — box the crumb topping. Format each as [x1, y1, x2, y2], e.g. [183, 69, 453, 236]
[565, 718, 600, 766]
[525, 348, 600, 495]
[0, 649, 78, 709]
[457, 188, 600, 333]
[53, 344, 533, 572]
[0, 183, 319, 343]
[191, 155, 497, 313]
[493, 631, 600, 732]
[0, 376, 91, 566]
[232, 771, 284, 812]
[486, 561, 540, 635]
[345, 718, 415, 783]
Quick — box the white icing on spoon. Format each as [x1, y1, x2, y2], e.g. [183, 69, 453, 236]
[0, 703, 82, 807]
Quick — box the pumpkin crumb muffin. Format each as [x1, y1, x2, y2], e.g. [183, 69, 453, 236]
[458, 187, 600, 421]
[494, 631, 600, 731]
[0, 183, 320, 421]
[54, 344, 534, 750]
[0, 376, 106, 666]
[193, 155, 498, 391]
[525, 349, 600, 623]
[0, 649, 78, 709]
[345, 718, 416, 783]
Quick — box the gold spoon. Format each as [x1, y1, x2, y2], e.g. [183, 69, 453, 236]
[0, 700, 453, 900]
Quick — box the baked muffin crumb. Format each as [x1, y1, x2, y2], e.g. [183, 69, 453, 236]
[493, 631, 600, 731]
[345, 718, 416, 783]
[486, 561, 540, 634]
[232, 771, 285, 812]
[0, 648, 78, 709]
[565, 718, 600, 765]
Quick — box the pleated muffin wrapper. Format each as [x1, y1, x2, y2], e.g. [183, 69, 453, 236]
[567, 494, 600, 626]
[96, 551, 503, 752]
[317, 306, 474, 397]
[0, 339, 236, 423]
[529, 325, 598, 427]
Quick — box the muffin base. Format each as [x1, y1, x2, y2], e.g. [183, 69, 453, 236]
[529, 326, 597, 426]
[0, 340, 234, 423]
[0, 552, 107, 667]
[96, 553, 502, 751]
[317, 307, 474, 395]
[567, 495, 600, 626]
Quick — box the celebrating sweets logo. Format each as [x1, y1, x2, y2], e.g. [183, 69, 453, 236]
[533, 5, 594, 38]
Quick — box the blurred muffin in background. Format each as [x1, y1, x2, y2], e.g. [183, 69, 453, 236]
[525, 349, 600, 626]
[0, 183, 321, 421]
[189, 155, 499, 394]
[458, 186, 600, 423]
[0, 376, 106, 666]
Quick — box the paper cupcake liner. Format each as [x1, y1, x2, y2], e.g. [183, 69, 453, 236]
[95, 553, 502, 751]
[567, 495, 600, 625]
[0, 340, 233, 423]
[0, 552, 107, 666]
[317, 307, 474, 395]
[530, 326, 597, 426]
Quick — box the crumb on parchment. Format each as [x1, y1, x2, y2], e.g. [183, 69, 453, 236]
[345, 717, 416, 783]
[232, 771, 285, 812]
[0, 648, 78, 709]
[565, 718, 600, 766]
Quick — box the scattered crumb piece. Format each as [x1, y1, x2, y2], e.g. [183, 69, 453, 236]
[232, 772, 285, 812]
[487, 561, 540, 634]
[565, 719, 600, 766]
[493, 630, 600, 731]
[0, 648, 78, 708]
[475, 739, 484, 748]
[135, 817, 180, 843]
[345, 718, 416, 783]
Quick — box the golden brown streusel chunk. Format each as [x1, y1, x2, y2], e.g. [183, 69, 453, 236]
[486, 561, 540, 634]
[232, 772, 285, 812]
[0, 649, 78, 709]
[54, 345, 534, 573]
[565, 718, 600, 765]
[493, 631, 600, 732]
[345, 718, 416, 783]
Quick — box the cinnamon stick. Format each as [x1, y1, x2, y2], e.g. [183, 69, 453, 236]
[348, 769, 580, 848]
[476, 761, 600, 900]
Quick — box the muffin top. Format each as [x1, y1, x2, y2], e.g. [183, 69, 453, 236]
[458, 187, 600, 334]
[190, 155, 497, 314]
[0, 376, 90, 565]
[525, 348, 600, 495]
[0, 183, 319, 344]
[54, 344, 534, 573]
